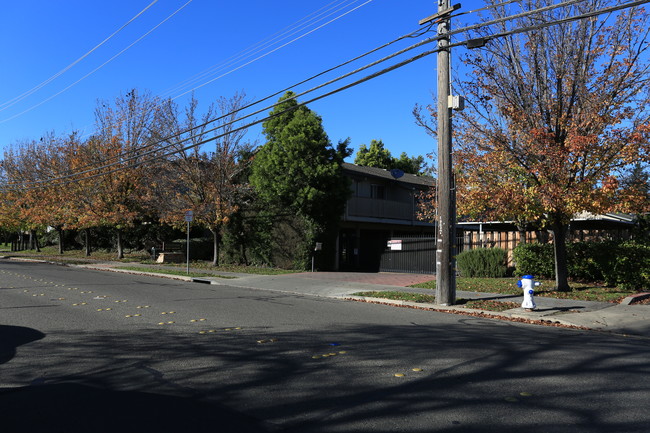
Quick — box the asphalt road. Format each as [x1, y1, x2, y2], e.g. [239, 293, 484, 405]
[1, 259, 650, 433]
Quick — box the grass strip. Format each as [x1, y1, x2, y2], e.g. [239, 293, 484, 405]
[115, 266, 234, 279]
[352, 291, 520, 311]
[410, 277, 635, 303]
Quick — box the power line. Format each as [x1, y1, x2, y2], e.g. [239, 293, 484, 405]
[161, 0, 372, 99]
[0, 0, 193, 125]
[168, 0, 375, 101]
[33, 22, 439, 181]
[3, 0, 646, 191]
[464, 0, 650, 46]
[0, 0, 159, 112]
[451, 0, 523, 18]
[76, 0, 375, 146]
[448, 0, 591, 39]
[55, 0, 585, 168]
[1, 44, 442, 192]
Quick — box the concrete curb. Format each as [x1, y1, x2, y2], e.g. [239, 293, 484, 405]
[620, 292, 650, 305]
[343, 295, 591, 331]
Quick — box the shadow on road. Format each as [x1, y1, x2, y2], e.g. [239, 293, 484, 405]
[2, 313, 650, 432]
[0, 325, 44, 364]
[0, 383, 270, 433]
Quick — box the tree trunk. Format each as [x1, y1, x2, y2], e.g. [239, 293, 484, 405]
[516, 223, 527, 245]
[241, 242, 248, 266]
[550, 220, 570, 292]
[31, 230, 41, 252]
[211, 228, 220, 267]
[116, 229, 124, 259]
[84, 229, 91, 257]
[58, 228, 64, 254]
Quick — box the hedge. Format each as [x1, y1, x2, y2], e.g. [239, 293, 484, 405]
[513, 241, 650, 290]
[456, 247, 508, 278]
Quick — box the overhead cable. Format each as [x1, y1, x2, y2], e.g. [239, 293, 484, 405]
[53, 22, 438, 178]
[168, 0, 375, 100]
[0, 0, 193, 125]
[161, 0, 372, 99]
[1, 46, 443, 192]
[0, 0, 159, 112]
[5, 0, 647, 191]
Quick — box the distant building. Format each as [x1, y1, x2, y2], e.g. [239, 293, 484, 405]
[457, 212, 636, 265]
[337, 163, 637, 272]
[337, 163, 435, 272]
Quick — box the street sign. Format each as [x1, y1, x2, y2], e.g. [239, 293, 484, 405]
[184, 210, 194, 222]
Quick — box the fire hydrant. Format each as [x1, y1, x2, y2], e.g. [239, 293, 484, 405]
[517, 275, 541, 311]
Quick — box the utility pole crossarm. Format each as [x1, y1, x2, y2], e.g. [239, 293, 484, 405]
[419, 3, 461, 26]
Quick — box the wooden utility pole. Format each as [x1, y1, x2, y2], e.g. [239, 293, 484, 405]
[421, 1, 458, 305]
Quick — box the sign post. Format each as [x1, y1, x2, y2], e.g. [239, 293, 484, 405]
[312, 242, 322, 272]
[184, 210, 194, 275]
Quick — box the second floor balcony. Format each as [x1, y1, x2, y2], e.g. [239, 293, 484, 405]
[345, 196, 416, 221]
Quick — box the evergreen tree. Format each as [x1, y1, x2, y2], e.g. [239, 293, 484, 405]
[250, 92, 351, 269]
[354, 139, 427, 175]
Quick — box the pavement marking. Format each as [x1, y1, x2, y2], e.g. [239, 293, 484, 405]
[311, 350, 349, 359]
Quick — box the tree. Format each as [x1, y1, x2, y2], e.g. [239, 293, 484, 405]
[354, 139, 394, 169]
[250, 91, 351, 269]
[354, 139, 427, 175]
[0, 134, 81, 254]
[155, 92, 252, 266]
[86, 89, 163, 259]
[421, 1, 650, 290]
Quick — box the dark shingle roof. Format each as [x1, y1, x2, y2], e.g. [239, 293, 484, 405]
[342, 163, 434, 187]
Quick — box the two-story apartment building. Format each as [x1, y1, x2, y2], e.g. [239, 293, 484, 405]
[337, 163, 435, 272]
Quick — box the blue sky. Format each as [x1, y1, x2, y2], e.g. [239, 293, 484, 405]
[0, 0, 485, 162]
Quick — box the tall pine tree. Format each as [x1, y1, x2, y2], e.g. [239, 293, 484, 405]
[250, 92, 351, 269]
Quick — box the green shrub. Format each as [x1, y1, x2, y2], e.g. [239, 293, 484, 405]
[566, 241, 617, 282]
[514, 240, 650, 290]
[512, 243, 555, 278]
[456, 247, 508, 278]
[602, 242, 650, 291]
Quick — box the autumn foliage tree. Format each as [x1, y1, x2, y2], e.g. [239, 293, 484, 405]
[421, 1, 650, 290]
[156, 92, 252, 266]
[0, 134, 82, 253]
[85, 89, 163, 259]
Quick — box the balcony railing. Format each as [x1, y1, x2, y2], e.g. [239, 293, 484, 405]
[346, 196, 415, 220]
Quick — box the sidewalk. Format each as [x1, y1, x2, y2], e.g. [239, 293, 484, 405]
[71, 262, 650, 338]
